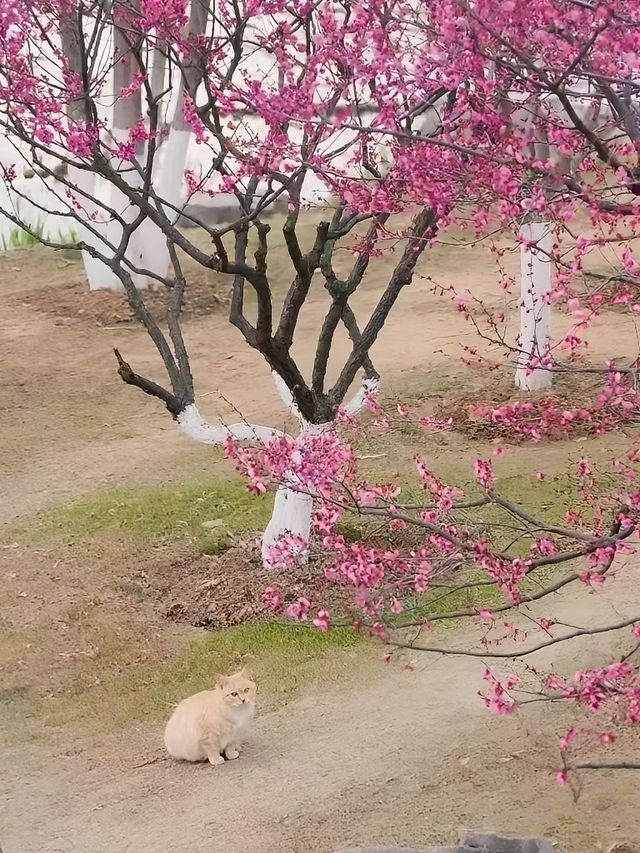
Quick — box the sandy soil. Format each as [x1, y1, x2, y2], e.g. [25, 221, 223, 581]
[2, 237, 640, 852]
[3, 579, 640, 853]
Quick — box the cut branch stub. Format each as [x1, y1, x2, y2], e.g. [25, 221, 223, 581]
[114, 348, 190, 416]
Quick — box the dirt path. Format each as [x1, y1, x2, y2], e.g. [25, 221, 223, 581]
[3, 581, 639, 853]
[0, 663, 618, 853]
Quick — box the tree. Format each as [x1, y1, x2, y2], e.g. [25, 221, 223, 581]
[1, 0, 640, 565]
[227, 394, 640, 788]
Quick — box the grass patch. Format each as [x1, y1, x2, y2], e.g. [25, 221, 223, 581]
[155, 621, 362, 711]
[21, 621, 364, 737]
[29, 478, 274, 553]
[0, 222, 79, 251]
[393, 569, 504, 630]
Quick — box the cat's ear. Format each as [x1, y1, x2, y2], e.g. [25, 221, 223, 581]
[239, 665, 253, 680]
[214, 674, 227, 689]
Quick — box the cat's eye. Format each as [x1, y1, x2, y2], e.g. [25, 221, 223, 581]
[243, 687, 249, 693]
[230, 691, 238, 697]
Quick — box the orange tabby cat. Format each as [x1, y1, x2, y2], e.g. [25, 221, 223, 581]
[164, 668, 256, 765]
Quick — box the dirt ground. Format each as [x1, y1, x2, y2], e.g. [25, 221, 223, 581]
[2, 230, 640, 853]
[3, 577, 640, 853]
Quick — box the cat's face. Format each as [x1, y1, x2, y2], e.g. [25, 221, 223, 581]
[217, 668, 256, 708]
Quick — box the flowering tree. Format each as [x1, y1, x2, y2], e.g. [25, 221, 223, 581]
[226, 397, 640, 788]
[1, 0, 640, 566]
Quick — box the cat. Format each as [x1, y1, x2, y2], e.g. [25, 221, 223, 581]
[164, 668, 256, 766]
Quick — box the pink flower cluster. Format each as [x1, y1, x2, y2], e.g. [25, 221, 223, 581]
[472, 377, 639, 442]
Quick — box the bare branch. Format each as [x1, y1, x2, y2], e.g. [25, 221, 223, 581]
[330, 207, 437, 403]
[114, 349, 186, 416]
[387, 615, 640, 659]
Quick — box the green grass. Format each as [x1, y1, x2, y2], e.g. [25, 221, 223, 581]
[147, 621, 362, 716]
[29, 478, 274, 553]
[13, 621, 364, 738]
[391, 569, 503, 629]
[0, 222, 79, 251]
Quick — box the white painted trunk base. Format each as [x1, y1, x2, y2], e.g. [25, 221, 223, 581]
[175, 373, 378, 567]
[176, 404, 285, 444]
[515, 221, 553, 391]
[261, 420, 331, 565]
[261, 481, 314, 565]
[176, 403, 320, 565]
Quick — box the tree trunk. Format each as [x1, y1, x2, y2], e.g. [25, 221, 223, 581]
[260, 420, 330, 565]
[172, 373, 378, 567]
[515, 220, 553, 391]
[137, 77, 192, 279]
[58, 5, 126, 288]
[137, 0, 206, 279]
[174, 400, 317, 566]
[100, 4, 148, 291]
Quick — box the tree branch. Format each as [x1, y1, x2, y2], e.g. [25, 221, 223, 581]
[387, 615, 640, 658]
[114, 349, 186, 416]
[330, 207, 437, 403]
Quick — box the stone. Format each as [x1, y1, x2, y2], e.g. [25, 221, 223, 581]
[334, 848, 458, 853]
[333, 834, 559, 853]
[200, 519, 225, 530]
[459, 831, 556, 853]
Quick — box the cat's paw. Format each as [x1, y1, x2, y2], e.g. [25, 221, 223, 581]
[208, 754, 225, 766]
[224, 748, 240, 760]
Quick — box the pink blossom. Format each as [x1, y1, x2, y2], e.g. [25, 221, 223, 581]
[120, 70, 145, 98]
[261, 587, 283, 610]
[313, 609, 331, 631]
[577, 458, 592, 477]
[473, 458, 495, 489]
[286, 597, 311, 621]
[480, 668, 518, 715]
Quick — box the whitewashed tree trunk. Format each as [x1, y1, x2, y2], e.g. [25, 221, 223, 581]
[264, 371, 379, 563]
[515, 220, 553, 391]
[58, 7, 133, 289]
[57, 5, 195, 290]
[137, 1, 206, 278]
[174, 374, 379, 567]
[261, 420, 329, 565]
[137, 84, 192, 278]
[67, 166, 124, 290]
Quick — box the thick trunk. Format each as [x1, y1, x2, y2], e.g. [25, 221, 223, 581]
[260, 419, 330, 565]
[176, 402, 314, 566]
[102, 6, 148, 291]
[71, 166, 126, 291]
[174, 373, 378, 567]
[515, 220, 553, 391]
[137, 123, 191, 280]
[137, 0, 206, 277]
[58, 6, 126, 289]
